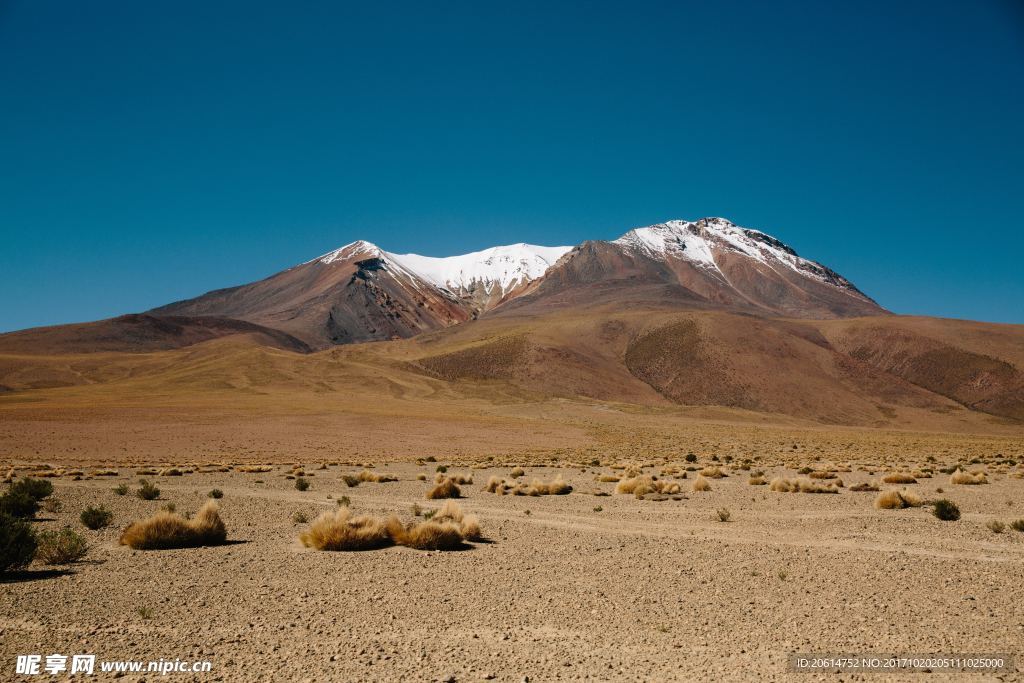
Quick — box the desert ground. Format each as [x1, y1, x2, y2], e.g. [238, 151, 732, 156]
[2, 420, 1023, 681]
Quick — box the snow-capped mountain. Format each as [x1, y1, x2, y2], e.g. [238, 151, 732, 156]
[612, 217, 869, 298]
[316, 241, 571, 309]
[151, 218, 883, 348]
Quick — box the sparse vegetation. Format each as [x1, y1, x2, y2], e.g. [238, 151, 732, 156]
[36, 527, 88, 564]
[299, 501, 482, 551]
[208, 489, 224, 499]
[292, 510, 309, 524]
[80, 505, 113, 530]
[113, 484, 129, 496]
[119, 501, 227, 550]
[1009, 519, 1024, 532]
[692, 475, 712, 492]
[987, 519, 1006, 533]
[716, 507, 731, 522]
[509, 467, 525, 478]
[295, 477, 310, 491]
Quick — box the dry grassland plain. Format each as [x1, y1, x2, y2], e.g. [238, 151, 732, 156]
[1, 345, 1023, 680]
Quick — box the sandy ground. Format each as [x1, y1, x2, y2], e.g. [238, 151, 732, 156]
[2, 461, 1023, 681]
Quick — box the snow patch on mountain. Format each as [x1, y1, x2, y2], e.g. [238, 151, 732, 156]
[387, 244, 571, 295]
[314, 240, 571, 296]
[614, 217, 865, 295]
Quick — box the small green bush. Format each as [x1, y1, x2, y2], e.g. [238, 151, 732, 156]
[80, 505, 113, 530]
[136, 479, 160, 500]
[435, 465, 448, 473]
[295, 478, 310, 491]
[11, 478, 53, 501]
[0, 512, 37, 573]
[208, 489, 224, 499]
[932, 499, 961, 521]
[0, 490, 39, 519]
[113, 484, 129, 496]
[36, 527, 88, 564]
[341, 475, 359, 488]
[685, 453, 697, 463]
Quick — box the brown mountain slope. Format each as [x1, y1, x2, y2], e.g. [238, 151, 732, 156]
[0, 314, 311, 355]
[0, 310, 1021, 434]
[150, 241, 471, 348]
[501, 219, 885, 320]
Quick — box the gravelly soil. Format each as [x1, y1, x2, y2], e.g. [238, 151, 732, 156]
[2, 464, 1023, 681]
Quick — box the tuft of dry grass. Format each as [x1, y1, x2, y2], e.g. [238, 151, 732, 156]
[615, 476, 680, 496]
[770, 477, 839, 494]
[951, 469, 987, 485]
[597, 474, 621, 483]
[874, 488, 922, 509]
[509, 467, 525, 479]
[119, 501, 227, 550]
[484, 476, 506, 493]
[355, 469, 398, 483]
[512, 477, 573, 496]
[691, 475, 712, 492]
[699, 466, 726, 479]
[235, 465, 273, 473]
[394, 520, 465, 550]
[748, 475, 767, 486]
[850, 481, 880, 492]
[426, 478, 462, 499]
[430, 500, 483, 541]
[299, 507, 399, 551]
[882, 473, 917, 484]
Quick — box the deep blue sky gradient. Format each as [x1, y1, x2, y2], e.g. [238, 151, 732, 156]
[2, 0, 1022, 331]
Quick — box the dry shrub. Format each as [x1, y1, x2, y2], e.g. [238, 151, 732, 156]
[36, 527, 88, 564]
[235, 465, 273, 473]
[882, 473, 917, 484]
[748, 475, 767, 486]
[874, 488, 923, 509]
[484, 476, 507, 494]
[159, 468, 183, 477]
[509, 467, 525, 479]
[299, 507, 399, 551]
[395, 520, 465, 550]
[92, 469, 118, 477]
[356, 469, 398, 483]
[770, 477, 839, 494]
[512, 477, 572, 496]
[615, 476, 679, 496]
[951, 469, 987, 485]
[692, 475, 712, 492]
[119, 501, 227, 550]
[427, 478, 462, 499]
[808, 471, 837, 480]
[700, 466, 726, 479]
[597, 474, 621, 483]
[136, 467, 159, 475]
[430, 501, 482, 541]
[850, 481, 880, 492]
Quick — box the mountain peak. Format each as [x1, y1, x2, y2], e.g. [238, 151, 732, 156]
[314, 240, 383, 265]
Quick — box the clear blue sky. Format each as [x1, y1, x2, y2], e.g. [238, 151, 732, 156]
[2, 0, 1022, 332]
